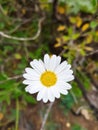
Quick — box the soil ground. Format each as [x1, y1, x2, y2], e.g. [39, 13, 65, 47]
[19, 101, 98, 130]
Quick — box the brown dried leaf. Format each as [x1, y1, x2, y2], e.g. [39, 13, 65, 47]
[81, 109, 90, 120]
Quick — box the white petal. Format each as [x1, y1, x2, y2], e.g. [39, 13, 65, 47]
[58, 74, 74, 82]
[55, 61, 68, 73]
[51, 86, 60, 99]
[43, 91, 48, 103]
[30, 59, 45, 74]
[39, 59, 45, 69]
[58, 70, 73, 77]
[57, 81, 72, 90]
[48, 55, 57, 71]
[64, 82, 72, 90]
[25, 83, 43, 94]
[56, 82, 68, 94]
[23, 73, 39, 81]
[28, 87, 39, 94]
[23, 73, 32, 79]
[37, 88, 46, 101]
[64, 75, 74, 82]
[25, 86, 30, 92]
[62, 81, 72, 90]
[57, 71, 73, 80]
[59, 89, 68, 95]
[48, 88, 55, 102]
[42, 88, 55, 103]
[23, 80, 33, 85]
[44, 54, 50, 70]
[25, 67, 39, 77]
[56, 56, 61, 67]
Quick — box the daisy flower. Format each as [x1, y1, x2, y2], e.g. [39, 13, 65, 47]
[23, 54, 74, 103]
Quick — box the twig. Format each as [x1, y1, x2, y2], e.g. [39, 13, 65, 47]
[70, 91, 78, 104]
[0, 17, 45, 41]
[0, 4, 11, 23]
[71, 105, 89, 115]
[40, 102, 54, 130]
[9, 18, 32, 34]
[30, 0, 53, 4]
[15, 99, 19, 130]
[74, 75, 93, 107]
[52, 0, 58, 19]
[85, 49, 98, 57]
[0, 4, 6, 16]
[0, 75, 22, 84]
[75, 105, 88, 115]
[23, 41, 29, 60]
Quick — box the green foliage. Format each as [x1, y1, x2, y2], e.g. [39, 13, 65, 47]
[0, 0, 98, 129]
[76, 70, 91, 90]
[23, 93, 37, 104]
[72, 81, 82, 98]
[60, 93, 75, 113]
[90, 21, 98, 29]
[45, 122, 60, 130]
[0, 22, 5, 29]
[0, 73, 36, 105]
[59, 0, 97, 14]
[0, 73, 8, 80]
[71, 124, 87, 130]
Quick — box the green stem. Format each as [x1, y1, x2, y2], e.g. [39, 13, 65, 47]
[15, 99, 19, 130]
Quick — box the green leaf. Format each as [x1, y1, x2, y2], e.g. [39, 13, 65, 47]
[79, 49, 86, 56]
[77, 71, 91, 90]
[12, 88, 22, 99]
[0, 80, 16, 90]
[90, 21, 98, 29]
[72, 33, 80, 40]
[68, 27, 73, 35]
[61, 93, 74, 110]
[24, 94, 36, 104]
[71, 124, 87, 130]
[63, 36, 69, 41]
[0, 73, 8, 80]
[0, 22, 5, 29]
[91, 0, 97, 6]
[63, 0, 97, 14]
[0, 95, 10, 104]
[72, 81, 82, 97]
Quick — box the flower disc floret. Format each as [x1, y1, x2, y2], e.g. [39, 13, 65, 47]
[40, 71, 57, 87]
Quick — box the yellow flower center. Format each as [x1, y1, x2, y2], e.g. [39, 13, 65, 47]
[40, 71, 57, 87]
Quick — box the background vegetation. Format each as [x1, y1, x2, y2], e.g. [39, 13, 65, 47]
[0, 0, 98, 130]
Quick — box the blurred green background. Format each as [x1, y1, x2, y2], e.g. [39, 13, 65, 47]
[0, 0, 98, 130]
